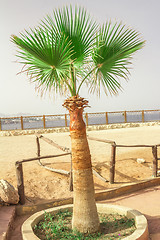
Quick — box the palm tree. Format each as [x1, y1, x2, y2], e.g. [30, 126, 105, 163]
[11, 6, 144, 233]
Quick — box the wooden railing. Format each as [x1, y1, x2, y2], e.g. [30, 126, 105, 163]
[0, 109, 160, 131]
[15, 134, 160, 204]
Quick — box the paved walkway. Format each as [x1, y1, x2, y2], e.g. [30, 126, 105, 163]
[99, 185, 160, 239]
[0, 206, 15, 240]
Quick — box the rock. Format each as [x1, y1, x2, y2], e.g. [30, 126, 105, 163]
[137, 158, 146, 164]
[157, 170, 160, 175]
[0, 180, 19, 204]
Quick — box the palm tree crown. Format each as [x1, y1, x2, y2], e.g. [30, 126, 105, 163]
[11, 6, 144, 97]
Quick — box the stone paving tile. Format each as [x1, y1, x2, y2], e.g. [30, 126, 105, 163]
[0, 206, 15, 240]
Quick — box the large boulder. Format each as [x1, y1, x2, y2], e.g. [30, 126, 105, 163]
[0, 180, 19, 205]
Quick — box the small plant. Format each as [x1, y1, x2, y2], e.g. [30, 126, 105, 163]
[33, 210, 136, 239]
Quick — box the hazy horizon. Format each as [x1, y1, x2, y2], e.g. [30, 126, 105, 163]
[1, 0, 159, 116]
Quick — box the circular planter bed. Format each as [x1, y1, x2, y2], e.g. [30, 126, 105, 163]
[22, 203, 148, 240]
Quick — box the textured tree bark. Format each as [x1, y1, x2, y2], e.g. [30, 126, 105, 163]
[68, 105, 100, 233]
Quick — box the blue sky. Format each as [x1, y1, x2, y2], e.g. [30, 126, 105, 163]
[1, 0, 159, 116]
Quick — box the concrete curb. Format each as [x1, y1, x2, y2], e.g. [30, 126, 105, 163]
[22, 203, 149, 240]
[95, 176, 160, 201]
[16, 176, 160, 216]
[1, 121, 160, 137]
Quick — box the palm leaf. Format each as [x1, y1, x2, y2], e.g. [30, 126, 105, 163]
[45, 5, 97, 67]
[39, 6, 97, 95]
[11, 26, 74, 94]
[91, 21, 145, 95]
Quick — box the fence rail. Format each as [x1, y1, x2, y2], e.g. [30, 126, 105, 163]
[0, 109, 160, 131]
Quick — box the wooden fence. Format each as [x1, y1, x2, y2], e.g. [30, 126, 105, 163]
[16, 134, 108, 204]
[1, 109, 160, 131]
[87, 138, 160, 183]
[15, 134, 160, 205]
[110, 143, 160, 184]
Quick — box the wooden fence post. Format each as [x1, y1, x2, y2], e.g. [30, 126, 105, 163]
[15, 162, 25, 204]
[65, 114, 68, 127]
[21, 116, 24, 130]
[36, 136, 40, 157]
[142, 110, 145, 123]
[124, 111, 127, 123]
[110, 143, 116, 183]
[43, 115, 46, 128]
[152, 145, 158, 177]
[86, 113, 88, 126]
[106, 112, 108, 124]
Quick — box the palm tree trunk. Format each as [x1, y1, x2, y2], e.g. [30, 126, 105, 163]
[64, 96, 100, 233]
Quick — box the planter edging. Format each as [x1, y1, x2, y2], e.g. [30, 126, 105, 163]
[22, 203, 148, 240]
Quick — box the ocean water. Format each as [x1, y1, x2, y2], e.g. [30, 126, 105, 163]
[1, 111, 160, 131]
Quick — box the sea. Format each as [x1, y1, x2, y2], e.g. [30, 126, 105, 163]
[1, 111, 160, 131]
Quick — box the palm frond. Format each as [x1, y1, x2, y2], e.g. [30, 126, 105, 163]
[11, 26, 74, 95]
[91, 21, 145, 95]
[49, 5, 97, 67]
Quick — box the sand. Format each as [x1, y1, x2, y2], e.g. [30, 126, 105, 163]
[0, 125, 160, 205]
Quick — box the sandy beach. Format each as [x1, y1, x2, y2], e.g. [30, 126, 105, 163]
[0, 125, 160, 205]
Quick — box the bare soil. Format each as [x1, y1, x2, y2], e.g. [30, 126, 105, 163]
[1, 126, 159, 205]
